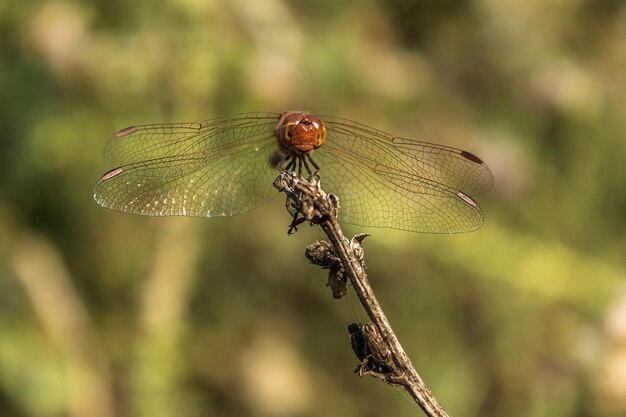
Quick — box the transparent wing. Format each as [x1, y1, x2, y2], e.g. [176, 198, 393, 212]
[316, 117, 493, 233]
[322, 116, 493, 195]
[94, 113, 281, 217]
[94, 111, 492, 232]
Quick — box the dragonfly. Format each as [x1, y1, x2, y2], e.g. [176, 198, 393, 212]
[93, 111, 493, 233]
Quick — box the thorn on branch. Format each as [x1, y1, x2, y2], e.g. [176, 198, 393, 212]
[349, 233, 369, 267]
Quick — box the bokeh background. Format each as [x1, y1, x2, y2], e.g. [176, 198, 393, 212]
[1, 0, 626, 416]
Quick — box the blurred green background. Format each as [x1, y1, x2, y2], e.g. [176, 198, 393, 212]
[1, 0, 626, 416]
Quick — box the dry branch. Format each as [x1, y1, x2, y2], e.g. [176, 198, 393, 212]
[274, 171, 450, 417]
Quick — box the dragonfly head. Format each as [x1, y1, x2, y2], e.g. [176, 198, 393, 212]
[276, 111, 326, 154]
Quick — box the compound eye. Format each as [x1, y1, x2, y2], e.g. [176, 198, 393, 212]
[315, 127, 326, 148]
[284, 125, 294, 140]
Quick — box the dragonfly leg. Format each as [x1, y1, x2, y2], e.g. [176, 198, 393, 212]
[274, 168, 307, 234]
[301, 154, 314, 178]
[286, 187, 307, 234]
[287, 211, 307, 235]
[282, 155, 296, 173]
[305, 153, 320, 178]
[296, 156, 303, 178]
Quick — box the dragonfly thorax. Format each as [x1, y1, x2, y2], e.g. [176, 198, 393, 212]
[276, 111, 326, 154]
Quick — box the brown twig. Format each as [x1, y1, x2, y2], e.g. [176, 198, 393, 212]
[275, 171, 450, 417]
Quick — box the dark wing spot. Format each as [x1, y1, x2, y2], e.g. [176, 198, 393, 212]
[460, 150, 483, 164]
[101, 167, 124, 181]
[114, 126, 137, 139]
[457, 191, 478, 207]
